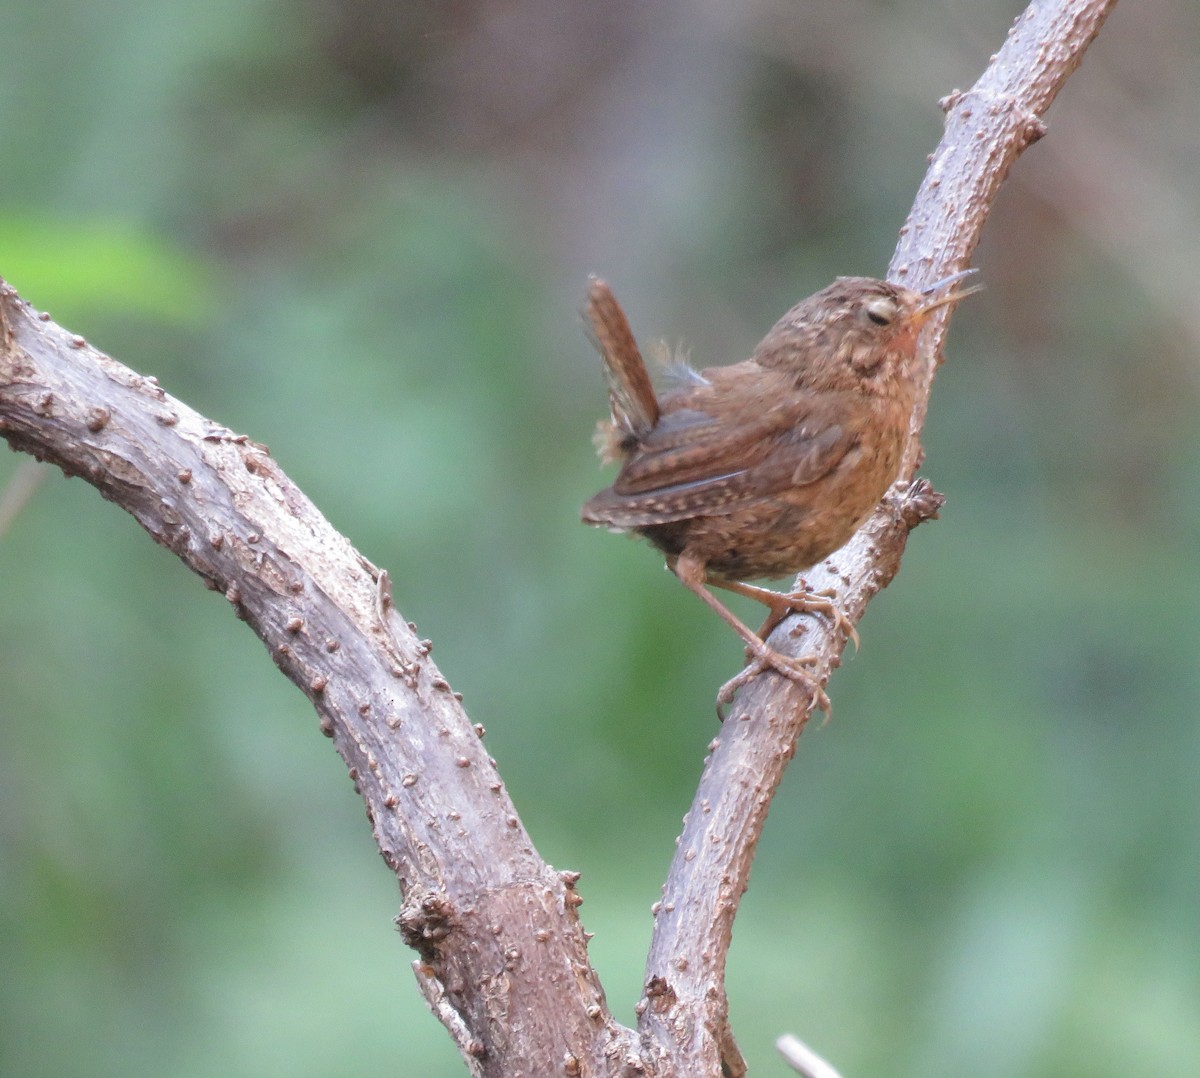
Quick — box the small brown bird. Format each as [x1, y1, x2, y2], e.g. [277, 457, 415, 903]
[581, 271, 977, 707]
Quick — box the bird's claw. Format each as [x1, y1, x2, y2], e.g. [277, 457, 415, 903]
[753, 588, 859, 653]
[791, 589, 860, 652]
[716, 648, 831, 720]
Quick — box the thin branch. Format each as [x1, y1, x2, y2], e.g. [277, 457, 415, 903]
[776, 1034, 843, 1078]
[0, 457, 46, 539]
[639, 1, 1118, 1072]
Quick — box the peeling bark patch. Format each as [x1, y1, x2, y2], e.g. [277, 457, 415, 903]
[644, 975, 677, 1012]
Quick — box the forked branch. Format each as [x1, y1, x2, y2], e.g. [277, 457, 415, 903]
[0, 1, 1116, 1075]
[640, 1, 1117, 1072]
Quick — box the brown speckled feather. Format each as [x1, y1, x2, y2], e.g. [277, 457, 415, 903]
[582, 364, 857, 526]
[585, 277, 658, 443]
[578, 270, 977, 707]
[581, 273, 977, 584]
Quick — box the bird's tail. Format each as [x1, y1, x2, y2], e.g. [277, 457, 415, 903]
[585, 277, 659, 445]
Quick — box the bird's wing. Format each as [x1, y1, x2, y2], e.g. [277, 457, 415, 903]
[581, 394, 856, 527]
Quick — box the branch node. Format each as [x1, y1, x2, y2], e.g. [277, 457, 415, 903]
[943, 86, 1049, 144]
[397, 892, 456, 961]
[893, 476, 946, 529]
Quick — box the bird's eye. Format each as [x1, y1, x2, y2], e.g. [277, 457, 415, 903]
[864, 297, 897, 326]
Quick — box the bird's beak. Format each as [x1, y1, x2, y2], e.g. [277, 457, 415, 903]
[915, 267, 983, 316]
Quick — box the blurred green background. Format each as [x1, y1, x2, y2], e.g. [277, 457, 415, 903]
[2, 1, 1198, 1075]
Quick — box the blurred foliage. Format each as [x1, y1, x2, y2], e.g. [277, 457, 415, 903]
[2, 1, 1199, 1076]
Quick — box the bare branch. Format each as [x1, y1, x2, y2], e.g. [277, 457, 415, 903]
[0, 288, 645, 1077]
[0, 2, 1116, 1075]
[776, 1034, 843, 1078]
[639, 1, 1118, 1071]
[0, 457, 46, 539]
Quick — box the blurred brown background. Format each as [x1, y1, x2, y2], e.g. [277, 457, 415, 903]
[1, 1, 1198, 1075]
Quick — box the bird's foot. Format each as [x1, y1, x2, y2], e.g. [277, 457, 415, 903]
[716, 646, 831, 719]
[746, 586, 859, 654]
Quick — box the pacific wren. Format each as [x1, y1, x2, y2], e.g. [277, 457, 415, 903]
[580, 271, 977, 708]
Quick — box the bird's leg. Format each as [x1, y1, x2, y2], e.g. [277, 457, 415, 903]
[712, 578, 860, 652]
[672, 552, 830, 715]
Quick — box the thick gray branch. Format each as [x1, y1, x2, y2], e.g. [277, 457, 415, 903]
[0, 288, 647, 1078]
[639, 2, 1118, 1073]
